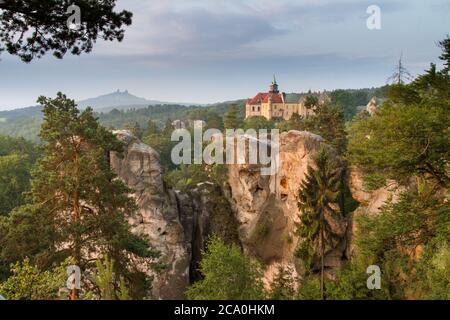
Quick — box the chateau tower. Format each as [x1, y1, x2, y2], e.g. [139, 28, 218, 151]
[269, 75, 279, 93]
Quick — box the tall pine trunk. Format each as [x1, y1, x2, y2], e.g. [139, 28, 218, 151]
[320, 224, 324, 300]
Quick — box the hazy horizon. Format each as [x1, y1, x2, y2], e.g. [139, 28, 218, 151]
[1, 0, 449, 110]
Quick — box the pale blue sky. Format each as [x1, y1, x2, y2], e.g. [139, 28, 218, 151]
[0, 0, 449, 110]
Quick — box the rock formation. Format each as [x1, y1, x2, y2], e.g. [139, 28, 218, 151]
[110, 129, 356, 296]
[110, 130, 192, 299]
[347, 167, 405, 255]
[227, 130, 349, 283]
[110, 130, 239, 298]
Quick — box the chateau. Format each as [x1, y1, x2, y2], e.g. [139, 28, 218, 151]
[245, 77, 329, 120]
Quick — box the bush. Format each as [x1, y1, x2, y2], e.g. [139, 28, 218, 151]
[0, 258, 68, 300]
[297, 276, 321, 300]
[186, 236, 266, 300]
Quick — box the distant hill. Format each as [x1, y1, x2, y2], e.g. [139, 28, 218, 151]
[0, 105, 42, 121]
[76, 90, 164, 110]
[0, 100, 245, 142]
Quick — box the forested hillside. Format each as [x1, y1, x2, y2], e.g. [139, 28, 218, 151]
[0, 86, 384, 143]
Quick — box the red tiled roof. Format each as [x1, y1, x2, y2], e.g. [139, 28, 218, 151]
[248, 92, 283, 104]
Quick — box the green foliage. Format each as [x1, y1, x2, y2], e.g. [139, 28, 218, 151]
[0, 205, 54, 280]
[297, 147, 343, 298]
[354, 188, 450, 299]
[0, 93, 158, 298]
[0, 257, 68, 300]
[348, 40, 450, 187]
[224, 104, 243, 129]
[268, 266, 297, 300]
[253, 222, 270, 241]
[94, 255, 131, 300]
[0, 0, 133, 62]
[297, 148, 343, 264]
[164, 164, 209, 192]
[304, 95, 319, 109]
[0, 136, 38, 216]
[329, 89, 374, 121]
[142, 133, 175, 170]
[0, 100, 247, 142]
[0, 154, 31, 216]
[186, 236, 266, 300]
[124, 121, 143, 139]
[285, 113, 305, 131]
[187, 108, 224, 130]
[303, 104, 347, 154]
[117, 276, 131, 300]
[335, 40, 450, 300]
[0, 117, 42, 143]
[297, 276, 322, 300]
[356, 190, 449, 261]
[165, 162, 229, 193]
[421, 243, 450, 299]
[95, 256, 115, 300]
[325, 259, 389, 300]
[438, 35, 450, 73]
[144, 119, 160, 136]
[243, 116, 275, 131]
[348, 97, 449, 187]
[0, 135, 38, 158]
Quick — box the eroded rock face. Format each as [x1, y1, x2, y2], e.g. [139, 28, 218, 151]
[110, 130, 191, 299]
[109, 129, 355, 296]
[347, 167, 405, 256]
[227, 130, 348, 282]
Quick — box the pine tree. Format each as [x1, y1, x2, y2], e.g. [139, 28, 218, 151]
[224, 105, 242, 130]
[304, 104, 347, 154]
[304, 95, 319, 109]
[163, 118, 173, 135]
[27, 93, 158, 297]
[145, 120, 159, 135]
[438, 35, 450, 74]
[95, 255, 116, 300]
[124, 121, 142, 139]
[297, 147, 342, 299]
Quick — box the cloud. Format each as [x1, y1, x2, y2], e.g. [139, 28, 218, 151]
[148, 9, 284, 53]
[96, 1, 284, 58]
[97, 0, 406, 61]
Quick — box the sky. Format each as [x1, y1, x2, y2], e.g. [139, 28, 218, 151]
[0, 0, 449, 110]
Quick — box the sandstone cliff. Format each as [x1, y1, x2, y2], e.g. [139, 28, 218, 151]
[110, 130, 359, 296]
[227, 130, 349, 283]
[347, 167, 405, 256]
[111, 130, 192, 299]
